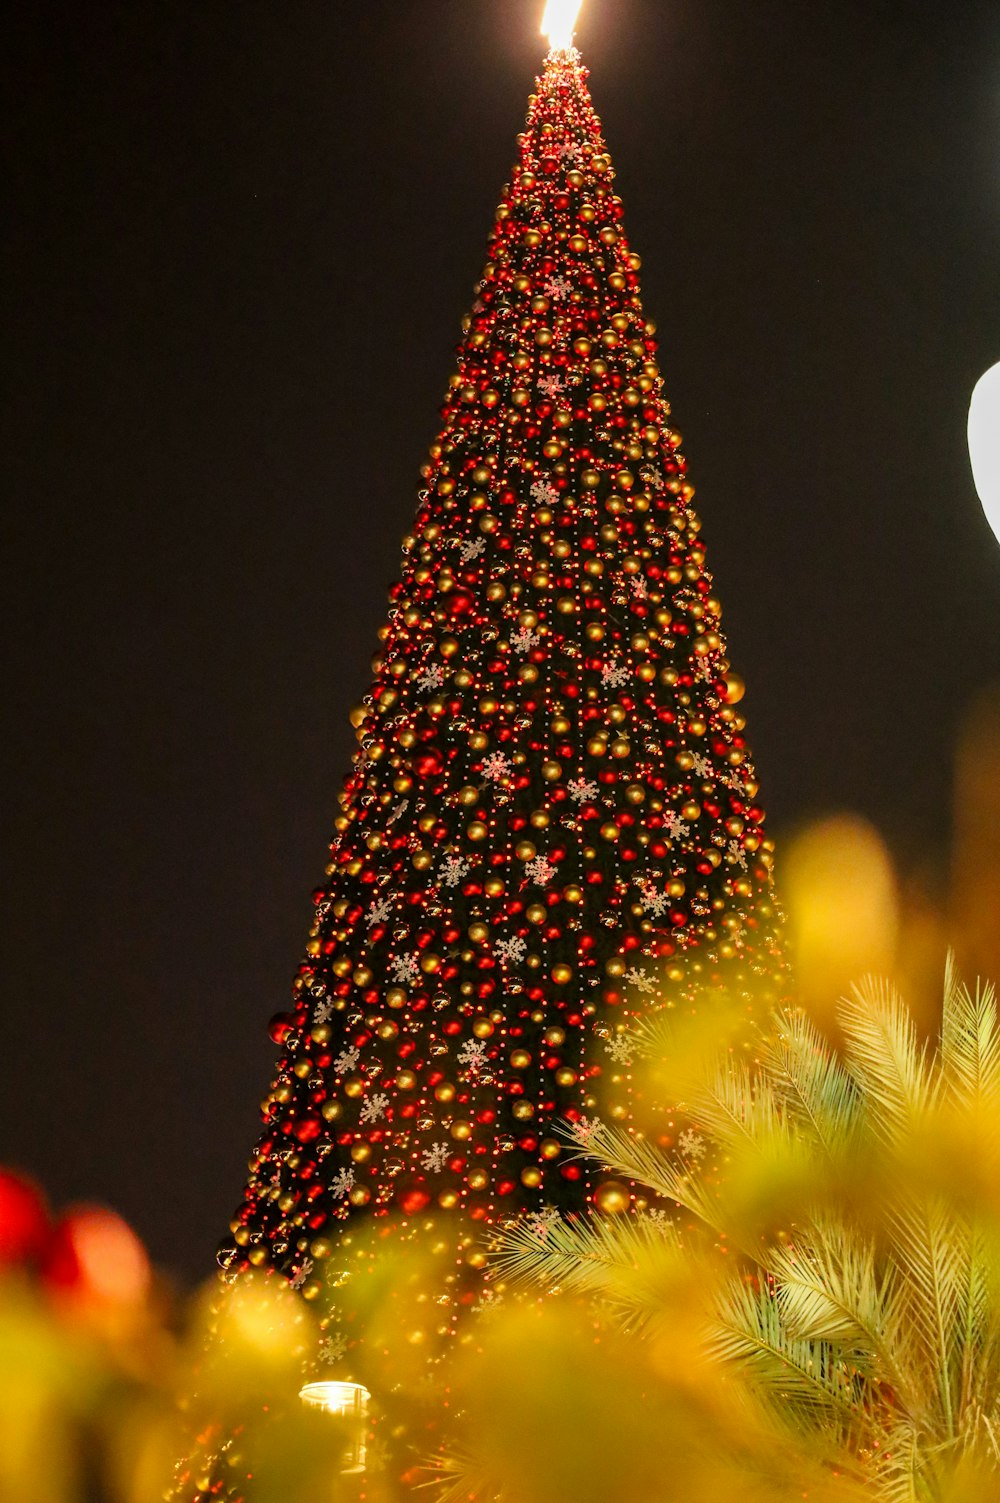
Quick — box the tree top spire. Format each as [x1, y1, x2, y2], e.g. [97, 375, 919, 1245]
[542, 0, 584, 53]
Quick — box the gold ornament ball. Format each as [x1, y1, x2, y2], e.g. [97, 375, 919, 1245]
[594, 1181, 631, 1215]
[724, 672, 746, 704]
[551, 963, 574, 985]
[521, 1167, 543, 1189]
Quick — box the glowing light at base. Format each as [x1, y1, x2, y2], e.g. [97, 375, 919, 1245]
[300, 1381, 371, 1473]
[542, 0, 584, 51]
[969, 362, 1000, 546]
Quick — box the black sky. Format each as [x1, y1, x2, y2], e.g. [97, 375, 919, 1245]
[3, 0, 1000, 1285]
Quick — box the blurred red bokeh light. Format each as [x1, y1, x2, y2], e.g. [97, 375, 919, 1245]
[0, 1169, 50, 1265]
[44, 1206, 151, 1305]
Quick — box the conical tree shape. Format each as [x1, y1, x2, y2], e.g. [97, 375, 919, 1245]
[206, 40, 783, 1484]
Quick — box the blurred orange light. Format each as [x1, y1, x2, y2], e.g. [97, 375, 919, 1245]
[47, 1207, 150, 1305]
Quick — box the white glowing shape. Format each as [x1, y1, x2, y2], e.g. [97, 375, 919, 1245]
[542, 0, 584, 52]
[300, 1381, 371, 1472]
[300, 1379, 370, 1417]
[970, 362, 1000, 546]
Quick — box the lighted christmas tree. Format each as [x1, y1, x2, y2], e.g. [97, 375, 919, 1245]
[202, 5, 783, 1493]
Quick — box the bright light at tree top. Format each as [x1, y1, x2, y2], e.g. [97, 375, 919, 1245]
[542, 0, 584, 51]
[969, 362, 1000, 546]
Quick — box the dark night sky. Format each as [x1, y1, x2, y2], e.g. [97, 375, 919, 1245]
[3, 0, 1000, 1285]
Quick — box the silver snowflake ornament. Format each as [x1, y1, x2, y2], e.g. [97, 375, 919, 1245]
[421, 1142, 451, 1174]
[604, 1033, 635, 1066]
[334, 1045, 360, 1075]
[602, 661, 632, 689]
[439, 854, 471, 888]
[530, 477, 560, 507]
[390, 953, 421, 985]
[495, 935, 528, 965]
[511, 627, 541, 655]
[663, 812, 691, 842]
[482, 751, 512, 782]
[525, 855, 557, 887]
[359, 1093, 390, 1125]
[331, 1166, 355, 1201]
[457, 1038, 489, 1076]
[319, 1332, 348, 1363]
[289, 1257, 314, 1291]
[679, 1129, 708, 1161]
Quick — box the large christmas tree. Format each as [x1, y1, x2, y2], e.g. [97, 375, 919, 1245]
[206, 10, 782, 1493]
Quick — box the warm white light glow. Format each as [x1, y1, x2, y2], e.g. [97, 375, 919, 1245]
[300, 1381, 371, 1474]
[970, 362, 1000, 546]
[542, 0, 584, 51]
[300, 1380, 370, 1418]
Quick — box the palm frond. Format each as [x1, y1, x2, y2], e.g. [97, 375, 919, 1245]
[883, 1187, 965, 1439]
[711, 1277, 862, 1425]
[491, 1208, 692, 1333]
[941, 954, 1000, 1124]
[572, 1121, 730, 1239]
[768, 1220, 894, 1375]
[838, 977, 937, 1144]
[763, 1007, 862, 1162]
[693, 1059, 786, 1152]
